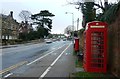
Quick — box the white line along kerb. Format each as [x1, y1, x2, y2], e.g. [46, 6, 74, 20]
[27, 44, 66, 65]
[40, 43, 71, 78]
[4, 73, 13, 78]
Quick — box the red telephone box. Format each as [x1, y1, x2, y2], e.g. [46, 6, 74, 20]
[74, 37, 79, 52]
[83, 21, 107, 73]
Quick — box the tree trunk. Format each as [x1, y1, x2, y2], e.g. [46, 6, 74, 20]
[104, 0, 108, 11]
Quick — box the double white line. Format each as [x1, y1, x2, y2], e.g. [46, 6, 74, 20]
[2, 45, 66, 78]
[3, 43, 71, 78]
[27, 44, 66, 65]
[39, 43, 71, 78]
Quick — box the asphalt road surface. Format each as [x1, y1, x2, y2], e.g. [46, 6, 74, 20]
[1, 40, 76, 79]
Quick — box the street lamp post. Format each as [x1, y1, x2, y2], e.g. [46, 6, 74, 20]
[65, 12, 74, 44]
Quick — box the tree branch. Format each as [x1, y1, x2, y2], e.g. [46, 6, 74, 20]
[93, 2, 105, 11]
[68, 1, 105, 11]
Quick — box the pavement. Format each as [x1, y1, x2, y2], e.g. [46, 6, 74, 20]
[4, 43, 76, 79]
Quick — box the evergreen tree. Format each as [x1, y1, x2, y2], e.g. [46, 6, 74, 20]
[31, 10, 55, 38]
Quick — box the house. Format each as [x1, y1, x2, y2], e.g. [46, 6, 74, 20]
[0, 11, 19, 40]
[19, 21, 33, 34]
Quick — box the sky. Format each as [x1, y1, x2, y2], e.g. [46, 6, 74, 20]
[0, 0, 118, 34]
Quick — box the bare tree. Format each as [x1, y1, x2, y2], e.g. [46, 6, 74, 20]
[64, 25, 73, 35]
[19, 10, 32, 23]
[67, 0, 109, 12]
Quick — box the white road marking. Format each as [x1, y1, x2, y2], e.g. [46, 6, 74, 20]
[40, 43, 71, 78]
[3, 44, 67, 78]
[4, 73, 13, 78]
[40, 66, 51, 78]
[27, 44, 66, 65]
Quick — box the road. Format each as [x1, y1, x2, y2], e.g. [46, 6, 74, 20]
[1, 40, 76, 79]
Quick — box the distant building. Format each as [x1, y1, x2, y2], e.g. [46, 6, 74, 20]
[18, 21, 33, 34]
[0, 11, 19, 39]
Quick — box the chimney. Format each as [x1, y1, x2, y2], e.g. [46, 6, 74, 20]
[10, 11, 13, 18]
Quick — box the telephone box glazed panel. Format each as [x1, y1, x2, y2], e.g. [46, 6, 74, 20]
[83, 21, 107, 73]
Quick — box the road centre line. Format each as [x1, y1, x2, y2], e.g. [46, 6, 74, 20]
[26, 44, 66, 66]
[2, 44, 66, 78]
[40, 43, 71, 78]
[0, 61, 27, 75]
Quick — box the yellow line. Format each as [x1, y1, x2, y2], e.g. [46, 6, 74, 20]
[0, 61, 28, 74]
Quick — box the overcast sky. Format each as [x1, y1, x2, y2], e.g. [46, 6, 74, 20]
[0, 0, 118, 34]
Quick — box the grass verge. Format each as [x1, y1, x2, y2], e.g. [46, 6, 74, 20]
[71, 51, 117, 79]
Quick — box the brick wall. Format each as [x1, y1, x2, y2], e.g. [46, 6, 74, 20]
[108, 8, 120, 77]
